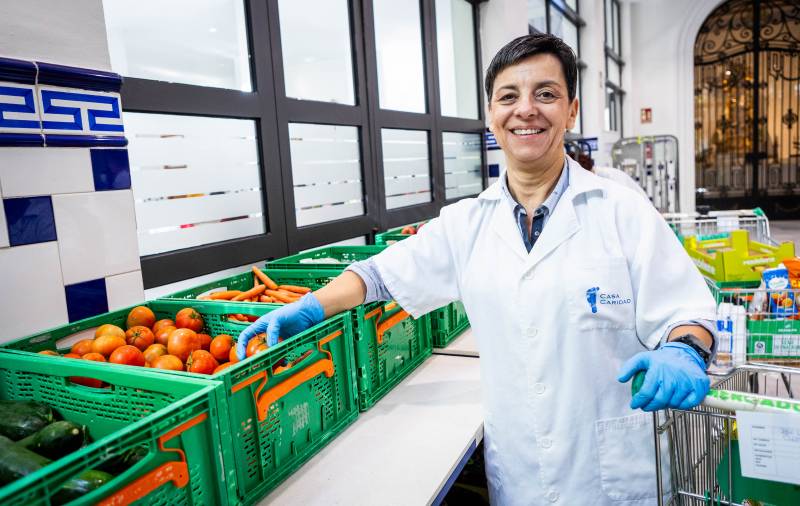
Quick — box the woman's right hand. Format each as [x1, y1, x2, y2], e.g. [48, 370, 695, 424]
[236, 293, 325, 360]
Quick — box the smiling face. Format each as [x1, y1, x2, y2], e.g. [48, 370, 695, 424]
[487, 53, 578, 174]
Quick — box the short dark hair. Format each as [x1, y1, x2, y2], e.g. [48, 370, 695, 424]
[484, 33, 578, 103]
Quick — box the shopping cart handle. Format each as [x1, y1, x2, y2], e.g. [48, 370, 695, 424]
[631, 371, 646, 397]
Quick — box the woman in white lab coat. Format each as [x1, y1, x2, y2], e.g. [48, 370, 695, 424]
[239, 34, 717, 505]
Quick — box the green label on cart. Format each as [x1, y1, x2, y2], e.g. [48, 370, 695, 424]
[707, 389, 800, 413]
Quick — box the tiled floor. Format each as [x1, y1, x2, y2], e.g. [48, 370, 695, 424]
[770, 220, 800, 246]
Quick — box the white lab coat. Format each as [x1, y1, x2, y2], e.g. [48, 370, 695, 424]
[372, 156, 716, 505]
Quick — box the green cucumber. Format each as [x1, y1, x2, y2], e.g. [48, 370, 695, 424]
[96, 445, 148, 475]
[0, 400, 55, 441]
[52, 469, 115, 505]
[0, 434, 50, 485]
[0, 436, 113, 505]
[17, 421, 89, 460]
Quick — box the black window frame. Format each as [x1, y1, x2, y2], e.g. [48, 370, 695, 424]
[527, 0, 585, 135]
[604, 0, 625, 135]
[116, 0, 486, 288]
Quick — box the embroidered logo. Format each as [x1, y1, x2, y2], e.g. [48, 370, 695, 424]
[586, 287, 600, 313]
[586, 286, 632, 314]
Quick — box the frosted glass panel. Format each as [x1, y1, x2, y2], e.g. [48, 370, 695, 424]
[549, 8, 579, 56]
[278, 0, 355, 105]
[382, 129, 431, 210]
[443, 132, 482, 199]
[607, 59, 621, 86]
[289, 123, 365, 226]
[103, 0, 251, 91]
[527, 0, 546, 33]
[125, 113, 264, 256]
[373, 0, 426, 113]
[436, 0, 479, 119]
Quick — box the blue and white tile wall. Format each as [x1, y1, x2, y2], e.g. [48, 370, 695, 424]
[0, 56, 143, 343]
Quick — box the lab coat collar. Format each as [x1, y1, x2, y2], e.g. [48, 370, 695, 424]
[484, 156, 605, 265]
[477, 155, 604, 202]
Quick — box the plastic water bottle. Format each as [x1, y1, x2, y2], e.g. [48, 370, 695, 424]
[732, 305, 747, 365]
[714, 303, 733, 368]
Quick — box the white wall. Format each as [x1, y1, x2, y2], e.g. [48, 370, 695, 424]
[628, 0, 723, 212]
[0, 0, 111, 71]
[0, 0, 146, 343]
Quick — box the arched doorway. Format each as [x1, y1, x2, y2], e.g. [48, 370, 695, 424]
[694, 0, 800, 218]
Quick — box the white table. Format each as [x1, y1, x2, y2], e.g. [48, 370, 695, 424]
[260, 354, 484, 505]
[432, 328, 479, 357]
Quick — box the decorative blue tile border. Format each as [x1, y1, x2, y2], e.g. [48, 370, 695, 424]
[0, 56, 126, 147]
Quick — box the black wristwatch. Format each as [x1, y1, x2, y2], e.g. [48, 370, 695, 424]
[668, 334, 712, 367]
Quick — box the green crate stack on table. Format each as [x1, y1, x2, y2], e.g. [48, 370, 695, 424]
[1, 299, 358, 504]
[375, 223, 471, 348]
[0, 349, 234, 505]
[162, 258, 432, 411]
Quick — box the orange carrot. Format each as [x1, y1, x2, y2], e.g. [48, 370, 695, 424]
[232, 284, 266, 301]
[210, 290, 241, 300]
[197, 294, 212, 300]
[264, 289, 298, 303]
[252, 267, 278, 290]
[277, 284, 311, 295]
[278, 288, 302, 298]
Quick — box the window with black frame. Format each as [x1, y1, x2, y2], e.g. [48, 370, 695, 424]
[527, 0, 584, 135]
[103, 0, 485, 287]
[604, 0, 624, 134]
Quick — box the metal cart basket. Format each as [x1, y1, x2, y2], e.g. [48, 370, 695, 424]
[663, 208, 775, 245]
[706, 278, 800, 364]
[648, 364, 800, 505]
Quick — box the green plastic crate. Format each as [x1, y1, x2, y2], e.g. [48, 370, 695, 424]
[159, 268, 331, 307]
[3, 300, 360, 504]
[1, 299, 269, 354]
[162, 267, 433, 411]
[266, 245, 386, 270]
[352, 299, 432, 410]
[430, 300, 470, 348]
[746, 319, 800, 359]
[204, 312, 359, 503]
[0, 350, 234, 506]
[374, 221, 427, 245]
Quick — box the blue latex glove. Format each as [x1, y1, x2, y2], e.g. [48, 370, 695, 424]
[617, 342, 710, 412]
[236, 293, 324, 360]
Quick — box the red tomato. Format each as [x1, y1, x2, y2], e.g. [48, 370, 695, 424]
[125, 326, 155, 351]
[209, 334, 234, 362]
[126, 306, 156, 329]
[197, 333, 212, 351]
[142, 344, 168, 364]
[186, 350, 219, 375]
[109, 345, 146, 367]
[175, 308, 204, 332]
[167, 328, 200, 363]
[151, 354, 184, 371]
[152, 319, 175, 335]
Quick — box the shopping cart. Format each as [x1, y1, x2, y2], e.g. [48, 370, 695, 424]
[706, 278, 800, 364]
[664, 208, 776, 246]
[633, 364, 800, 505]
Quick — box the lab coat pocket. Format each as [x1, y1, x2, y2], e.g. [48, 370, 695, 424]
[595, 413, 658, 502]
[568, 258, 635, 331]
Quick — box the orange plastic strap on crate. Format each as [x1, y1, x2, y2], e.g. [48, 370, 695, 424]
[364, 302, 409, 345]
[97, 413, 208, 506]
[231, 330, 342, 421]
